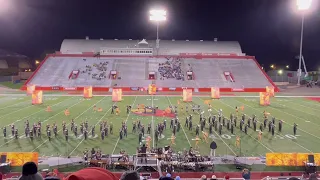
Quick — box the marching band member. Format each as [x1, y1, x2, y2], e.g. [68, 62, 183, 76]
[192, 135, 201, 149]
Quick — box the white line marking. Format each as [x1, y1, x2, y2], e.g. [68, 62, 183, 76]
[187, 99, 237, 155]
[0, 99, 30, 110]
[0, 104, 34, 119]
[69, 102, 114, 156]
[166, 96, 191, 147]
[31, 97, 107, 152]
[42, 100, 83, 123]
[273, 101, 320, 127]
[0, 97, 76, 147]
[199, 97, 274, 153]
[285, 99, 320, 111]
[231, 98, 320, 150]
[111, 96, 138, 155]
[256, 101, 320, 141]
[279, 133, 312, 153]
[4, 97, 74, 127]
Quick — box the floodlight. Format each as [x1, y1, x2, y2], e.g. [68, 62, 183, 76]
[149, 10, 167, 21]
[286, 65, 289, 69]
[297, 0, 312, 10]
[278, 70, 283, 75]
[149, 9, 167, 53]
[35, 60, 40, 65]
[270, 64, 275, 69]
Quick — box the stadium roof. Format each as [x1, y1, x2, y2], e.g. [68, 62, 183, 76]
[60, 39, 242, 55]
[0, 49, 28, 58]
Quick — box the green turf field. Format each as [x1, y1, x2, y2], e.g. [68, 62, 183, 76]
[0, 95, 319, 157]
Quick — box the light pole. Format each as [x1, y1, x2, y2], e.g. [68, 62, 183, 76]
[296, 0, 312, 85]
[149, 9, 166, 55]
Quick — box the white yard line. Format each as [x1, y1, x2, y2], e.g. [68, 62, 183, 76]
[272, 101, 320, 128]
[42, 100, 83, 123]
[0, 104, 34, 119]
[111, 96, 138, 155]
[69, 103, 114, 156]
[166, 96, 191, 147]
[288, 99, 320, 110]
[212, 98, 275, 153]
[228, 98, 315, 153]
[31, 97, 107, 152]
[0, 97, 76, 148]
[300, 99, 320, 107]
[235, 99, 320, 141]
[4, 97, 74, 127]
[280, 100, 319, 114]
[187, 99, 237, 155]
[278, 133, 313, 153]
[0, 99, 30, 110]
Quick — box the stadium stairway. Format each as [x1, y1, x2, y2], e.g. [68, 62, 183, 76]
[113, 58, 151, 87]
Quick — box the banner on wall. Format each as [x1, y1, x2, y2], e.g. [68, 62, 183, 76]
[259, 92, 270, 106]
[64, 87, 76, 91]
[266, 86, 275, 97]
[32, 90, 43, 105]
[211, 87, 220, 99]
[266, 153, 320, 166]
[183, 89, 192, 102]
[52, 86, 60, 90]
[130, 87, 140, 91]
[0, 152, 38, 166]
[112, 89, 122, 102]
[83, 86, 92, 98]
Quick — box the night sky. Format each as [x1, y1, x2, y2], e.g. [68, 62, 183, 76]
[0, 0, 319, 70]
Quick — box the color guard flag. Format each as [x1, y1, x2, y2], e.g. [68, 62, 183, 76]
[27, 85, 36, 95]
[148, 84, 156, 95]
[32, 90, 43, 105]
[260, 92, 270, 106]
[83, 86, 92, 98]
[211, 87, 220, 99]
[266, 86, 275, 97]
[112, 89, 122, 102]
[183, 89, 192, 102]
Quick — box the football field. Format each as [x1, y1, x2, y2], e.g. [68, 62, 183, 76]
[0, 94, 319, 157]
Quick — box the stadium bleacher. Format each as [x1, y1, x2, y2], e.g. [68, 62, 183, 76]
[26, 56, 273, 90]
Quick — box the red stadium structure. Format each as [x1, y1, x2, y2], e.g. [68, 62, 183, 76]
[22, 39, 279, 93]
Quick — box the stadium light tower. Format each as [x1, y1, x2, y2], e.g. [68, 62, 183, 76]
[149, 9, 166, 54]
[296, 0, 312, 85]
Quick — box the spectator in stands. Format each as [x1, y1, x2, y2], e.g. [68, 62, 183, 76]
[19, 162, 43, 180]
[175, 176, 180, 180]
[65, 167, 118, 180]
[200, 175, 207, 180]
[120, 171, 140, 180]
[0, 172, 2, 180]
[224, 175, 230, 180]
[242, 168, 251, 180]
[158, 58, 185, 81]
[210, 175, 217, 180]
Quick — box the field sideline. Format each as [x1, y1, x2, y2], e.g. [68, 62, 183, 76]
[0, 95, 319, 157]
